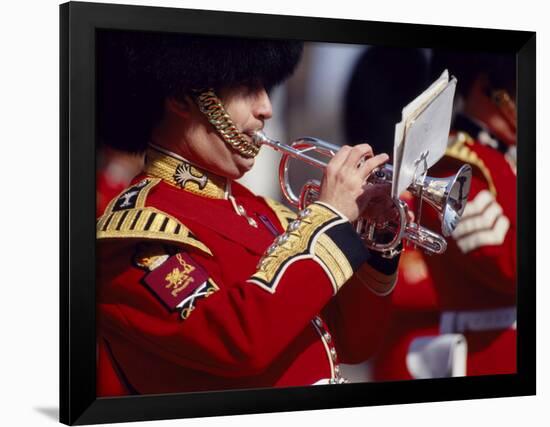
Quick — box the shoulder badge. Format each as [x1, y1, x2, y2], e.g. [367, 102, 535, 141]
[446, 132, 497, 196]
[97, 178, 212, 256]
[133, 243, 219, 320]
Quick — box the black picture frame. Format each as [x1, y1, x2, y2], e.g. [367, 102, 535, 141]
[59, 1, 536, 425]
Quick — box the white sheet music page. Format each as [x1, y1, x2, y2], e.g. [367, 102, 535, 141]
[391, 70, 457, 198]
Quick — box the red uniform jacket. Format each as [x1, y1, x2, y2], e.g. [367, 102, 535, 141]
[373, 114, 517, 379]
[96, 145, 399, 396]
[423, 114, 517, 376]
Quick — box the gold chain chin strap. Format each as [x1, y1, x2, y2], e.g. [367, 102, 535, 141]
[193, 89, 260, 158]
[491, 89, 517, 130]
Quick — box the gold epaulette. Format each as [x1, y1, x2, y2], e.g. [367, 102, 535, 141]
[263, 197, 297, 229]
[446, 132, 497, 196]
[96, 178, 212, 256]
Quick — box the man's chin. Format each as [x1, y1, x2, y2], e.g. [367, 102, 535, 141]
[238, 157, 255, 174]
[224, 154, 254, 179]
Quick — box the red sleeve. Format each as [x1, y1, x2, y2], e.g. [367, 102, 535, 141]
[98, 202, 370, 378]
[451, 174, 515, 294]
[424, 163, 516, 296]
[323, 251, 399, 363]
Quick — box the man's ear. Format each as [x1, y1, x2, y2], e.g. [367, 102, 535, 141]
[165, 96, 193, 118]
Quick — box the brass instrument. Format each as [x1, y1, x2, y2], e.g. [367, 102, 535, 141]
[252, 131, 472, 258]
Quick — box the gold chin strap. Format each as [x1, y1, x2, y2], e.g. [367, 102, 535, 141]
[193, 89, 261, 158]
[491, 89, 517, 131]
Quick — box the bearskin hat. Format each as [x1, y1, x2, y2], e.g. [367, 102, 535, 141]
[97, 30, 303, 153]
[431, 50, 516, 99]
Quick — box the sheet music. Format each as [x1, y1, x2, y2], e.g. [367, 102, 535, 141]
[392, 70, 457, 198]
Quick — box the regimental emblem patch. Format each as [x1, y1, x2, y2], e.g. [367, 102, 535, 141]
[142, 251, 217, 315]
[174, 162, 208, 190]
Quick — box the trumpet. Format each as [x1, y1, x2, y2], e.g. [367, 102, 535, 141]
[252, 131, 472, 258]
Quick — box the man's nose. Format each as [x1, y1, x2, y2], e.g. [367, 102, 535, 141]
[254, 88, 273, 121]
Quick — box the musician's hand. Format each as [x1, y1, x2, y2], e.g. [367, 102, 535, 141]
[318, 144, 389, 222]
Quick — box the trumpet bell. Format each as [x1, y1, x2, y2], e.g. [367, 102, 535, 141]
[420, 164, 472, 236]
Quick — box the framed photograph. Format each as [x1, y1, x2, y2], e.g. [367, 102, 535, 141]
[60, 1, 536, 424]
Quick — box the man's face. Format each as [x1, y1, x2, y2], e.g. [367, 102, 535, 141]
[178, 85, 273, 179]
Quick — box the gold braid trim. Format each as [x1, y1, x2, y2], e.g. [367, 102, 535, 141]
[144, 146, 227, 199]
[315, 234, 354, 292]
[97, 206, 212, 256]
[98, 177, 211, 255]
[248, 202, 352, 294]
[446, 132, 497, 196]
[263, 197, 297, 229]
[193, 89, 260, 158]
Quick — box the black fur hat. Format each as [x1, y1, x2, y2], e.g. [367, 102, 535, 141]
[97, 30, 303, 153]
[430, 50, 516, 99]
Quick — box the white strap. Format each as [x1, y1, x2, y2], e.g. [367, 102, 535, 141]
[440, 307, 516, 334]
[406, 334, 468, 379]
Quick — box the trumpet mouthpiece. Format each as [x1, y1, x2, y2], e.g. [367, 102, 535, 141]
[252, 130, 270, 147]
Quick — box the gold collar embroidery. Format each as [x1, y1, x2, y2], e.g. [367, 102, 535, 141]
[144, 144, 229, 199]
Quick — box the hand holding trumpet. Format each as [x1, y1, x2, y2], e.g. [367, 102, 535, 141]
[252, 131, 470, 257]
[319, 144, 396, 223]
